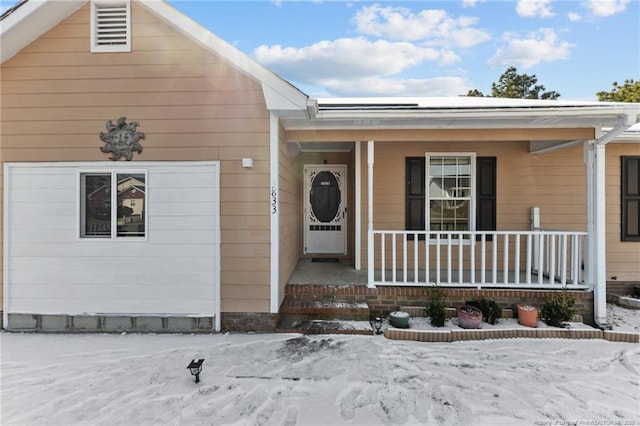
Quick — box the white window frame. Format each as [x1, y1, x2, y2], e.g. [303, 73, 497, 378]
[78, 169, 147, 240]
[425, 153, 476, 242]
[90, 0, 131, 53]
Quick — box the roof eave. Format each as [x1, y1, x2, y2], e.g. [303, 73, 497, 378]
[1, 0, 87, 64]
[282, 104, 640, 131]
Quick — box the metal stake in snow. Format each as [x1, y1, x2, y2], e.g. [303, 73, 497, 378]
[187, 359, 204, 383]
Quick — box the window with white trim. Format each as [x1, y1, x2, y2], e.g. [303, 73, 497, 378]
[91, 0, 131, 53]
[407, 154, 496, 240]
[426, 154, 475, 232]
[80, 171, 146, 239]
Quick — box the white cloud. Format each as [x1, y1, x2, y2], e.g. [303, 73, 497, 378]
[516, 0, 555, 18]
[250, 4, 492, 98]
[488, 28, 573, 68]
[315, 76, 473, 97]
[253, 37, 456, 83]
[567, 12, 582, 21]
[352, 4, 490, 47]
[584, 0, 629, 17]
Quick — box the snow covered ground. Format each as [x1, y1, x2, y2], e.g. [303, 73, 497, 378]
[1, 303, 639, 426]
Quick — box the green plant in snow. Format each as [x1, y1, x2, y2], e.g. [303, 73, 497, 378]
[467, 298, 502, 325]
[541, 287, 576, 328]
[428, 286, 447, 327]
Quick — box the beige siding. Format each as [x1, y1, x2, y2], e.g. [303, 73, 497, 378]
[355, 139, 639, 282]
[278, 125, 302, 308]
[361, 140, 588, 233]
[0, 3, 272, 314]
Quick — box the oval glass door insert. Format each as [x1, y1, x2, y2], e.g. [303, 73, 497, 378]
[310, 171, 341, 223]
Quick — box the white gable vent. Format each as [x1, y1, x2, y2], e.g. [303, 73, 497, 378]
[91, 0, 131, 52]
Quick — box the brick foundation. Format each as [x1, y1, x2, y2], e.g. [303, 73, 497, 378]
[221, 312, 278, 332]
[284, 285, 595, 325]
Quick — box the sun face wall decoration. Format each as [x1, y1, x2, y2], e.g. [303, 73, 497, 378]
[99, 117, 145, 161]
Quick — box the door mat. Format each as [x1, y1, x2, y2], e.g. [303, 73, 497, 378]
[311, 258, 340, 263]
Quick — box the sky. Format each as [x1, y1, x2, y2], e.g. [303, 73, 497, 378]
[1, 0, 638, 100]
[163, 0, 640, 100]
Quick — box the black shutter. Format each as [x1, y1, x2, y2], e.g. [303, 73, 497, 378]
[476, 157, 496, 240]
[406, 157, 425, 239]
[622, 156, 640, 242]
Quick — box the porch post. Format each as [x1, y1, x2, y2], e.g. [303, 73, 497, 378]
[355, 141, 361, 270]
[584, 139, 607, 327]
[593, 141, 608, 326]
[367, 141, 375, 287]
[269, 112, 280, 313]
[584, 141, 595, 292]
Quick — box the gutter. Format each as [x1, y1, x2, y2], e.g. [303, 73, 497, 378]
[594, 112, 637, 146]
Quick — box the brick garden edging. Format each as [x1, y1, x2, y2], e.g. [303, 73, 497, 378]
[384, 325, 639, 343]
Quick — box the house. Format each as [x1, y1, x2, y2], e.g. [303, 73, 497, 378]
[1, 0, 639, 333]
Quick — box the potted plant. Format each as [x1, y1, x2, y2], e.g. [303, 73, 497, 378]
[517, 304, 538, 328]
[389, 311, 410, 328]
[457, 305, 482, 329]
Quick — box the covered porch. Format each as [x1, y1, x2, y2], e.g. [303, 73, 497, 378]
[277, 97, 640, 328]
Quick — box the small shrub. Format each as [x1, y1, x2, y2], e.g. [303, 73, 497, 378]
[428, 286, 447, 327]
[631, 285, 640, 299]
[541, 288, 576, 328]
[466, 298, 502, 325]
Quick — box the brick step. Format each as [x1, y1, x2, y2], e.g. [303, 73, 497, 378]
[276, 318, 373, 335]
[279, 296, 371, 321]
[277, 295, 373, 334]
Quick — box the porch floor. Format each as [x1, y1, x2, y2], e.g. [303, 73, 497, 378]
[287, 259, 368, 286]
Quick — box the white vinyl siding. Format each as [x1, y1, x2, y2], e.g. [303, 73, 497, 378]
[4, 162, 219, 317]
[90, 0, 131, 53]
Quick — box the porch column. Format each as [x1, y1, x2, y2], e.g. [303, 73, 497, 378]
[269, 112, 279, 313]
[367, 141, 375, 287]
[584, 139, 607, 326]
[355, 141, 361, 270]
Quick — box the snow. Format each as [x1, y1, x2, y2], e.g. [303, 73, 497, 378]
[1, 303, 639, 426]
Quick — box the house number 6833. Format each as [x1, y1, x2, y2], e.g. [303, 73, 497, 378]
[271, 187, 277, 214]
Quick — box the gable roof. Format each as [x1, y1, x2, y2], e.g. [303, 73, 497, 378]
[0, 0, 309, 117]
[2, 1, 639, 137]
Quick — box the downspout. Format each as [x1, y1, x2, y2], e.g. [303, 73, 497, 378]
[590, 113, 637, 329]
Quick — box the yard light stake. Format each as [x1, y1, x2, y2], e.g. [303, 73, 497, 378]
[187, 359, 204, 383]
[373, 316, 383, 334]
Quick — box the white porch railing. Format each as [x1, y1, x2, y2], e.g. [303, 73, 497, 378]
[367, 230, 588, 289]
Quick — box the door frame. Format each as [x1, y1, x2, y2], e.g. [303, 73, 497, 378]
[303, 164, 348, 255]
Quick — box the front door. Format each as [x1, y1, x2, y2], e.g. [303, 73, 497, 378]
[304, 165, 347, 255]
